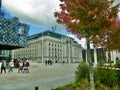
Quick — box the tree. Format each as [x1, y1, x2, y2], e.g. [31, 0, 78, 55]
[91, 16, 120, 65]
[54, 0, 120, 90]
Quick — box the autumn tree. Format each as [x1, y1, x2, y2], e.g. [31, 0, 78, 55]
[54, 0, 120, 89]
[91, 16, 120, 65]
[55, 0, 120, 63]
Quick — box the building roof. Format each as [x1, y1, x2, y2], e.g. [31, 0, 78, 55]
[28, 30, 80, 44]
[29, 30, 67, 40]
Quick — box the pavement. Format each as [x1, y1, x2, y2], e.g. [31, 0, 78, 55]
[0, 63, 79, 90]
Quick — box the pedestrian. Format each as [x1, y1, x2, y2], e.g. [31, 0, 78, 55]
[1, 60, 6, 74]
[62, 60, 65, 65]
[18, 61, 23, 73]
[0, 61, 2, 71]
[48, 60, 50, 65]
[50, 60, 52, 65]
[16, 59, 20, 68]
[45, 60, 48, 65]
[8, 60, 14, 72]
[23, 60, 30, 73]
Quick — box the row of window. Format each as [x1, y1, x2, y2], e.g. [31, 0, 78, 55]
[48, 47, 62, 52]
[49, 43, 62, 47]
[14, 46, 80, 58]
[13, 39, 81, 59]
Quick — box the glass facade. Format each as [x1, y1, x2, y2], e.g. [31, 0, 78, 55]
[0, 16, 29, 50]
[0, 50, 11, 63]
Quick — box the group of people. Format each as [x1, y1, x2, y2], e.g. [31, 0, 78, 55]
[45, 60, 52, 65]
[0, 59, 30, 74]
[17, 59, 30, 73]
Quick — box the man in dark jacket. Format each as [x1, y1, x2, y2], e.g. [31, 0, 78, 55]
[1, 60, 6, 74]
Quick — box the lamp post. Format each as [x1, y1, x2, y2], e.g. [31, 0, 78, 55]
[67, 36, 71, 64]
[61, 37, 63, 62]
[68, 41, 70, 64]
[41, 32, 43, 63]
[105, 30, 111, 66]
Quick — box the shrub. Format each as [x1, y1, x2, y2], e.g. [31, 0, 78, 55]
[94, 68, 118, 87]
[114, 60, 120, 86]
[71, 82, 78, 89]
[75, 61, 89, 82]
[77, 78, 90, 90]
[95, 80, 110, 90]
[58, 85, 66, 90]
[70, 79, 90, 90]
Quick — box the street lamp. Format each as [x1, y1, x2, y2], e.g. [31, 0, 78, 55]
[105, 30, 111, 66]
[67, 36, 71, 64]
[41, 32, 43, 63]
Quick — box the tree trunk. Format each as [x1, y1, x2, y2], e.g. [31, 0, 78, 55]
[86, 38, 95, 90]
[108, 49, 111, 66]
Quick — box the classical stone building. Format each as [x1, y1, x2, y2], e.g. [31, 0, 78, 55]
[12, 30, 82, 63]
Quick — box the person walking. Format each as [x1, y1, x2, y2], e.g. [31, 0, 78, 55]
[8, 60, 14, 72]
[1, 60, 6, 74]
[24, 60, 30, 73]
[18, 61, 23, 73]
[45, 60, 48, 65]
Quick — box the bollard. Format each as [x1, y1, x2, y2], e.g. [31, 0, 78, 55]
[35, 86, 39, 90]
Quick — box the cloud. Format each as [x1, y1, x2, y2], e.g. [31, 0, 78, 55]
[67, 34, 87, 49]
[2, 0, 65, 30]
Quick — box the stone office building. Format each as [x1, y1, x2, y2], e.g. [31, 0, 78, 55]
[12, 30, 82, 63]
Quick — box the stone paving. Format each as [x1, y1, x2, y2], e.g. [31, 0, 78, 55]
[0, 63, 79, 90]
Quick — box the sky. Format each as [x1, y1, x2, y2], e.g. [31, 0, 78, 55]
[1, 0, 120, 48]
[2, 0, 68, 35]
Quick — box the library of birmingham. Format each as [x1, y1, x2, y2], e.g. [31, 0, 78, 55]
[0, 15, 29, 62]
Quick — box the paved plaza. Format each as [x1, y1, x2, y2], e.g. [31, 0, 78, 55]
[0, 63, 79, 90]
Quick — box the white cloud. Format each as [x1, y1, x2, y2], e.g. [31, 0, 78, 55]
[2, 0, 64, 29]
[67, 34, 87, 49]
[67, 34, 96, 49]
